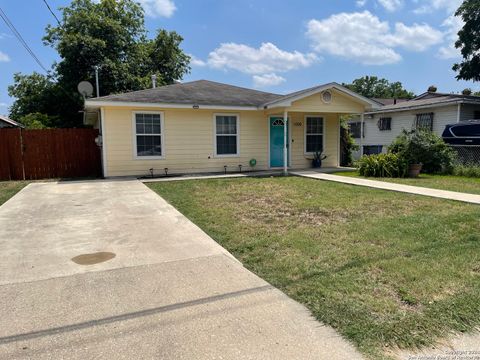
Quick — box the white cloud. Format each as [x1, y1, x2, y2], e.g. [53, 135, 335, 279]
[137, 0, 176, 18]
[306, 11, 443, 65]
[0, 51, 10, 62]
[207, 42, 318, 75]
[188, 54, 206, 67]
[253, 73, 286, 88]
[356, 0, 367, 7]
[378, 0, 404, 12]
[387, 23, 443, 51]
[438, 15, 463, 59]
[413, 0, 462, 14]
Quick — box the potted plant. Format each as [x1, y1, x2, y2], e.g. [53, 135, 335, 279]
[312, 151, 327, 168]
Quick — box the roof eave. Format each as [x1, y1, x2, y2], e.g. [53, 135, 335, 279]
[262, 82, 382, 110]
[363, 99, 480, 115]
[84, 100, 260, 111]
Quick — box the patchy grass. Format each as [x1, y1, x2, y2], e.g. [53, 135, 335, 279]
[334, 171, 480, 195]
[0, 181, 29, 206]
[148, 177, 480, 359]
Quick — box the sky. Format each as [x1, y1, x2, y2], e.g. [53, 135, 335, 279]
[0, 0, 477, 114]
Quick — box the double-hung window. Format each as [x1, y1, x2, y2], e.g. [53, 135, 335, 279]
[134, 112, 163, 158]
[415, 113, 434, 131]
[305, 116, 324, 153]
[215, 114, 239, 156]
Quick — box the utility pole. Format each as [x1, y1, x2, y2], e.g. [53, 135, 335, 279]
[94, 65, 100, 97]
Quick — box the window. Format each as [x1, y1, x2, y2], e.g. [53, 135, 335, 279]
[415, 113, 434, 131]
[305, 116, 324, 153]
[215, 114, 239, 156]
[363, 145, 383, 155]
[349, 122, 364, 139]
[474, 111, 480, 120]
[134, 112, 163, 158]
[378, 117, 391, 131]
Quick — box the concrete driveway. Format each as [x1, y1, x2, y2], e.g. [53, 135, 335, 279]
[0, 180, 362, 359]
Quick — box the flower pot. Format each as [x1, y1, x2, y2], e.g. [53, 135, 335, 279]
[408, 163, 422, 178]
[312, 159, 322, 168]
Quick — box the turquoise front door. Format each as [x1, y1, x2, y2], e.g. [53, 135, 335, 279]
[270, 117, 289, 168]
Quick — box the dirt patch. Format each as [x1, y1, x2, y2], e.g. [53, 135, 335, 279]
[233, 194, 350, 227]
[71, 252, 116, 265]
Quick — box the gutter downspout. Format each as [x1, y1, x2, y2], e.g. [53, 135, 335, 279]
[360, 113, 364, 157]
[284, 110, 288, 175]
[100, 107, 108, 178]
[457, 102, 461, 123]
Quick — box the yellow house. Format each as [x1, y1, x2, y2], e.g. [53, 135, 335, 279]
[84, 80, 380, 177]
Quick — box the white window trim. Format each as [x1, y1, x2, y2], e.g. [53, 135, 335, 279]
[132, 111, 165, 160]
[213, 113, 240, 158]
[304, 115, 325, 155]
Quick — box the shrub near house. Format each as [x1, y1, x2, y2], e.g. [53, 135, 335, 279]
[357, 130, 456, 178]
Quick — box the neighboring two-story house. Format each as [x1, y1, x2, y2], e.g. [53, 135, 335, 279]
[349, 92, 480, 158]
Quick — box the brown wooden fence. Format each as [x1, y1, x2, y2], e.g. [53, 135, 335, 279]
[0, 128, 101, 180]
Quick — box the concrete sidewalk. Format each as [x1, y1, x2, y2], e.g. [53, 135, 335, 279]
[292, 171, 480, 205]
[0, 180, 363, 359]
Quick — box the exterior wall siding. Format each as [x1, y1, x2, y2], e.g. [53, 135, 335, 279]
[288, 89, 365, 114]
[288, 112, 339, 168]
[350, 105, 463, 157]
[102, 107, 341, 177]
[459, 104, 480, 122]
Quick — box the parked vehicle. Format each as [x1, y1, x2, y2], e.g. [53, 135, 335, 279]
[442, 120, 480, 145]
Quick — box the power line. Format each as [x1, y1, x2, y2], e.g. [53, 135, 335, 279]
[42, 0, 61, 26]
[0, 6, 50, 73]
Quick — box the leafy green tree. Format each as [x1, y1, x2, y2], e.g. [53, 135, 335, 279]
[19, 113, 54, 129]
[7, 73, 67, 126]
[453, 0, 480, 81]
[343, 76, 415, 99]
[9, 0, 191, 127]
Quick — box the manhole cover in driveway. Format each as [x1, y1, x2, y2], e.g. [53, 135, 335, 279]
[71, 252, 116, 265]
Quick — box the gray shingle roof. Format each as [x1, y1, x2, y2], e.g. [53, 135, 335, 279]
[92, 80, 283, 107]
[366, 93, 480, 114]
[0, 115, 24, 128]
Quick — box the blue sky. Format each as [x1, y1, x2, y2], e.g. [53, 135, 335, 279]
[0, 0, 476, 114]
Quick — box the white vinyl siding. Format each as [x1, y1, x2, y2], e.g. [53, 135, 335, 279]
[355, 105, 459, 156]
[459, 104, 480, 122]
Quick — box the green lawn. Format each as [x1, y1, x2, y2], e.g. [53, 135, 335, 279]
[0, 181, 29, 206]
[148, 177, 480, 359]
[334, 171, 480, 195]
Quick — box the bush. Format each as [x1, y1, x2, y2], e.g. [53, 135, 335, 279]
[388, 130, 456, 174]
[453, 164, 480, 177]
[358, 153, 409, 178]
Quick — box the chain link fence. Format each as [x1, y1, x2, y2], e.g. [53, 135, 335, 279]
[450, 145, 480, 165]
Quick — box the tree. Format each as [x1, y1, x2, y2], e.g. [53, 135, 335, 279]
[7, 73, 65, 126]
[19, 113, 52, 129]
[342, 76, 415, 99]
[453, 0, 480, 81]
[9, 0, 190, 127]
